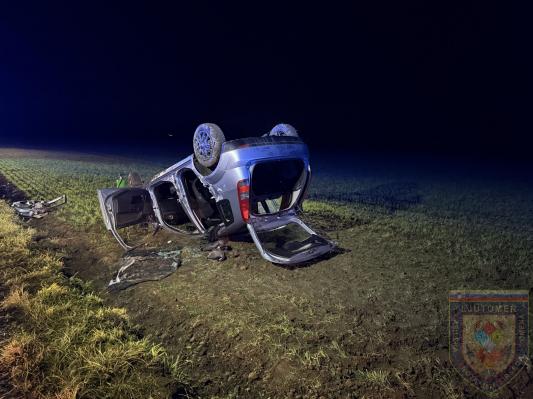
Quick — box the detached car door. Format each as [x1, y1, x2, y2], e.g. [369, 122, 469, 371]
[247, 210, 334, 265]
[97, 188, 154, 250]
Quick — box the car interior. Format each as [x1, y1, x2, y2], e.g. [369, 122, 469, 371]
[180, 169, 222, 228]
[250, 159, 306, 215]
[152, 182, 189, 227]
[111, 188, 154, 228]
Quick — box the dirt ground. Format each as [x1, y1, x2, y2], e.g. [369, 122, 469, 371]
[17, 210, 532, 398]
[2, 150, 533, 398]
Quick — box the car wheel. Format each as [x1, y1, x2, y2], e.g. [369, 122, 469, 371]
[269, 123, 298, 137]
[193, 123, 226, 168]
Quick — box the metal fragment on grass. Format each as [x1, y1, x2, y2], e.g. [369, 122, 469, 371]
[12, 195, 67, 219]
[108, 249, 181, 291]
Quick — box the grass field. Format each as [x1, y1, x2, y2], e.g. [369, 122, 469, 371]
[0, 149, 164, 227]
[1, 147, 532, 398]
[0, 200, 188, 398]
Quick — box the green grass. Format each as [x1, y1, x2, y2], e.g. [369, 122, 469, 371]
[0, 156, 162, 228]
[1, 151, 531, 236]
[1, 149, 533, 398]
[0, 201, 187, 398]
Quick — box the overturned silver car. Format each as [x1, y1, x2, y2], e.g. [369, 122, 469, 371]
[97, 123, 334, 265]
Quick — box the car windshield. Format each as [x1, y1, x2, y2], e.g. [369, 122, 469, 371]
[255, 222, 329, 258]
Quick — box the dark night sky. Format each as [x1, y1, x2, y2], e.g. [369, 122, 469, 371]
[0, 2, 530, 163]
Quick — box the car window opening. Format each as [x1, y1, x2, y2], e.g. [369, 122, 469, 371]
[152, 182, 189, 227]
[112, 189, 153, 229]
[256, 222, 329, 258]
[181, 170, 222, 228]
[251, 159, 306, 215]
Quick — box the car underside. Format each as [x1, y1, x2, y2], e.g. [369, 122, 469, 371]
[97, 124, 334, 264]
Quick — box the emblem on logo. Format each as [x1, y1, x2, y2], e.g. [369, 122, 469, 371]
[449, 290, 529, 393]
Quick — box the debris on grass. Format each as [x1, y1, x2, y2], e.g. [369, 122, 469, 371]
[202, 239, 231, 261]
[207, 249, 226, 261]
[108, 250, 181, 291]
[12, 195, 67, 219]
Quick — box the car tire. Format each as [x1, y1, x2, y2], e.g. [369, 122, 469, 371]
[269, 123, 298, 137]
[193, 123, 226, 168]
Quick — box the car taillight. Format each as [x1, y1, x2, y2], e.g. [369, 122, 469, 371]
[237, 179, 250, 223]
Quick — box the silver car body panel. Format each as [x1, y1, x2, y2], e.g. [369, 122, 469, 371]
[97, 187, 154, 250]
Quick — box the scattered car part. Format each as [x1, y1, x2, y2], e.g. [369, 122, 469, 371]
[202, 239, 231, 261]
[12, 195, 67, 219]
[108, 249, 181, 291]
[201, 239, 227, 252]
[97, 123, 334, 264]
[207, 249, 227, 261]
